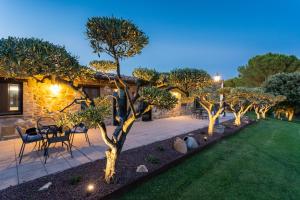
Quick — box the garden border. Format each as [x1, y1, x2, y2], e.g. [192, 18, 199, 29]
[103, 120, 255, 200]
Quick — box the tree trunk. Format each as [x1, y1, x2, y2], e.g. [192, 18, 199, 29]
[208, 117, 215, 136]
[234, 113, 241, 126]
[104, 148, 118, 184]
[261, 112, 266, 119]
[254, 109, 260, 120]
[288, 110, 294, 121]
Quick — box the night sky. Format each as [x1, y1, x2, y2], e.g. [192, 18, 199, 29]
[1, 0, 300, 79]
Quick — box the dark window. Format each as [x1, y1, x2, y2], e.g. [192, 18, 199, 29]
[83, 86, 100, 99]
[0, 81, 23, 115]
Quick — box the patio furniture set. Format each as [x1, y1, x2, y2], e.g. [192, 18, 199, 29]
[16, 117, 90, 164]
[191, 108, 209, 119]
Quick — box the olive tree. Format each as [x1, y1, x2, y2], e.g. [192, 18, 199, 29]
[0, 37, 94, 101]
[252, 89, 286, 120]
[83, 16, 177, 183]
[193, 84, 224, 135]
[264, 72, 300, 121]
[223, 87, 255, 126]
[168, 68, 211, 95]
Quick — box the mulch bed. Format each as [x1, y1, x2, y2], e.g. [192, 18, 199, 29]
[0, 119, 254, 200]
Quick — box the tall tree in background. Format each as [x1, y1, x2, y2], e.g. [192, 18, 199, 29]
[238, 53, 300, 87]
[224, 77, 244, 87]
[264, 72, 300, 121]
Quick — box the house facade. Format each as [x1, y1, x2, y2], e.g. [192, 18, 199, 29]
[0, 75, 191, 140]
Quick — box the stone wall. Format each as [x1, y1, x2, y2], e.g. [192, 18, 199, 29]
[0, 79, 191, 140]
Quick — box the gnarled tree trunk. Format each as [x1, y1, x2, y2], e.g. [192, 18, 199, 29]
[104, 148, 118, 183]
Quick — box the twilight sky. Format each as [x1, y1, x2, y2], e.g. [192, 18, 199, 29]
[1, 0, 300, 79]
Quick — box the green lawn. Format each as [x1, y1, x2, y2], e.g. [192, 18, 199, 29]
[121, 118, 300, 200]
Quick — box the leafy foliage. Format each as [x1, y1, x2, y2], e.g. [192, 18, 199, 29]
[140, 87, 178, 110]
[89, 60, 117, 73]
[224, 77, 245, 87]
[86, 16, 149, 59]
[61, 98, 111, 129]
[132, 67, 160, 85]
[192, 84, 221, 105]
[168, 68, 211, 94]
[264, 72, 300, 106]
[0, 37, 91, 80]
[238, 53, 300, 87]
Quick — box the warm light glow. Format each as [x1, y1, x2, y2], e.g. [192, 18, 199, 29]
[50, 84, 61, 95]
[9, 85, 19, 92]
[171, 91, 181, 99]
[87, 183, 95, 193]
[213, 74, 222, 82]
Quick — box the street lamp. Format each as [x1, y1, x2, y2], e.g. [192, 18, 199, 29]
[213, 73, 225, 125]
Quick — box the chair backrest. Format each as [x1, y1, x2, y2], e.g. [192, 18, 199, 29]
[37, 117, 56, 130]
[16, 126, 25, 142]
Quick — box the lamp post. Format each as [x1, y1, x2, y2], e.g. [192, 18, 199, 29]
[213, 73, 224, 125]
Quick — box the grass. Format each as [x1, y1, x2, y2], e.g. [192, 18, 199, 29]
[121, 118, 300, 200]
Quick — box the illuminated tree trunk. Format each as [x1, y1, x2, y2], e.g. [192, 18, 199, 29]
[104, 148, 118, 183]
[287, 109, 294, 121]
[261, 112, 266, 119]
[254, 106, 260, 120]
[234, 113, 241, 126]
[207, 114, 215, 135]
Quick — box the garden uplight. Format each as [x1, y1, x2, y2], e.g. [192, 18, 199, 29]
[50, 84, 61, 96]
[86, 183, 95, 195]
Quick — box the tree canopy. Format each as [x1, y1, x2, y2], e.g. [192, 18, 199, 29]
[263, 72, 300, 112]
[168, 68, 211, 95]
[238, 53, 300, 87]
[0, 37, 91, 81]
[224, 77, 244, 87]
[86, 16, 148, 75]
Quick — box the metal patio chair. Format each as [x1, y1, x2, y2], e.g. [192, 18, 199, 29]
[69, 123, 90, 147]
[16, 126, 44, 164]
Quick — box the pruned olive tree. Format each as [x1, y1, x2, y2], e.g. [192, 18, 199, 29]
[0, 37, 94, 102]
[168, 68, 211, 95]
[252, 89, 286, 120]
[192, 84, 224, 135]
[83, 16, 178, 183]
[223, 87, 255, 126]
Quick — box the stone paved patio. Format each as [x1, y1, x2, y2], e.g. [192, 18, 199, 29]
[0, 115, 233, 190]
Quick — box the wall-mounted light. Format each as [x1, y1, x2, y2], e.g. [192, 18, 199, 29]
[171, 91, 181, 99]
[50, 84, 61, 96]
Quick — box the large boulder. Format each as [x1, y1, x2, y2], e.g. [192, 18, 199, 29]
[184, 136, 199, 149]
[173, 137, 187, 154]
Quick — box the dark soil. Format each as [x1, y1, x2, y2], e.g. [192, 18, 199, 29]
[0, 119, 253, 200]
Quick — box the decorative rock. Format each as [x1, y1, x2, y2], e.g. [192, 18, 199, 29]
[184, 136, 199, 149]
[136, 165, 148, 173]
[38, 182, 52, 191]
[173, 137, 187, 154]
[214, 125, 225, 134]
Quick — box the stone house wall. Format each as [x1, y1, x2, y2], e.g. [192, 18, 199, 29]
[0, 78, 191, 140]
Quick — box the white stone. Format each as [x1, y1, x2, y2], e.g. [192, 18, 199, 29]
[136, 165, 148, 173]
[38, 182, 52, 191]
[173, 137, 187, 154]
[184, 136, 199, 149]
